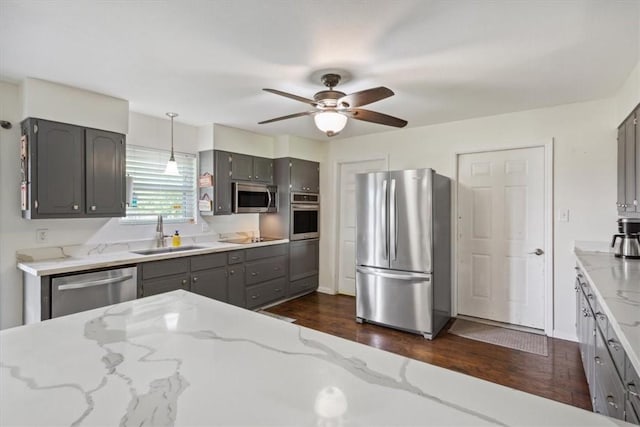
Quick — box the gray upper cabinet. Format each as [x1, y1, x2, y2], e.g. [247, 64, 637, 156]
[214, 150, 232, 215]
[21, 118, 125, 219]
[253, 156, 273, 183]
[290, 158, 320, 193]
[85, 128, 125, 217]
[231, 152, 254, 181]
[617, 106, 639, 214]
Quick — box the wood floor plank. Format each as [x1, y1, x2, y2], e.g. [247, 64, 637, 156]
[267, 292, 592, 411]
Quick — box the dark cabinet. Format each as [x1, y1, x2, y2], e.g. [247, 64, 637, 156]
[289, 239, 319, 281]
[227, 264, 246, 307]
[85, 129, 125, 216]
[140, 257, 190, 297]
[253, 157, 273, 183]
[290, 158, 320, 193]
[21, 118, 125, 219]
[617, 106, 639, 213]
[246, 277, 287, 309]
[230, 152, 254, 181]
[214, 150, 233, 215]
[191, 267, 228, 302]
[245, 256, 286, 286]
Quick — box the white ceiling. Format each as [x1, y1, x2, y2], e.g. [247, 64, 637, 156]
[1, 0, 638, 140]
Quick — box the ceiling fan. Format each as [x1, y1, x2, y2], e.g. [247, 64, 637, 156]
[258, 73, 408, 137]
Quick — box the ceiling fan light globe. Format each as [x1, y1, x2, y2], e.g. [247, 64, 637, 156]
[314, 111, 347, 135]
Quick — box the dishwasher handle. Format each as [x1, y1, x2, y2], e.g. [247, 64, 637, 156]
[57, 275, 134, 291]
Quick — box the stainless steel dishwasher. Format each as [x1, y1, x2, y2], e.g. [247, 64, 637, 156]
[51, 266, 137, 318]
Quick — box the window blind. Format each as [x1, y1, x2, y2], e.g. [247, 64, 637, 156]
[124, 145, 197, 223]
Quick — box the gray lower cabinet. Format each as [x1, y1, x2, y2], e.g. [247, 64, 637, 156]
[140, 258, 190, 297]
[289, 239, 319, 281]
[245, 256, 286, 286]
[227, 264, 246, 307]
[246, 277, 287, 309]
[288, 275, 318, 298]
[575, 265, 640, 424]
[190, 253, 227, 302]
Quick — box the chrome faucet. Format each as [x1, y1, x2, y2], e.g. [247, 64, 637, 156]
[156, 215, 169, 248]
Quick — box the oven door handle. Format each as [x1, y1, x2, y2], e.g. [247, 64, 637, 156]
[291, 204, 319, 210]
[57, 275, 134, 291]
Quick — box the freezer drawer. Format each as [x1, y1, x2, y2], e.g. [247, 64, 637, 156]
[51, 266, 137, 318]
[356, 266, 433, 337]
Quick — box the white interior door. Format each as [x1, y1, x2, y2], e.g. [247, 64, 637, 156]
[337, 159, 386, 295]
[457, 147, 546, 329]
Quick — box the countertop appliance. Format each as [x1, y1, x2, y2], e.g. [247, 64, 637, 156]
[290, 192, 319, 240]
[612, 217, 640, 259]
[233, 182, 277, 213]
[51, 266, 137, 318]
[355, 168, 451, 339]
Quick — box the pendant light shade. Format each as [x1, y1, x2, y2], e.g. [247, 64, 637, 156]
[314, 111, 347, 137]
[164, 112, 180, 176]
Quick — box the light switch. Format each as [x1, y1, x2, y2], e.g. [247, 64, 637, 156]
[558, 209, 570, 223]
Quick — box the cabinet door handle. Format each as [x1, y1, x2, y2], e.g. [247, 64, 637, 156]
[181, 279, 187, 285]
[606, 395, 618, 409]
[229, 269, 235, 275]
[72, 204, 79, 210]
[607, 339, 620, 351]
[594, 356, 603, 365]
[628, 383, 639, 399]
[192, 276, 198, 283]
[90, 205, 97, 211]
[595, 312, 606, 321]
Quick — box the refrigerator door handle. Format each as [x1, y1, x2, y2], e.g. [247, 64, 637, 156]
[382, 179, 388, 260]
[357, 266, 431, 281]
[390, 178, 398, 260]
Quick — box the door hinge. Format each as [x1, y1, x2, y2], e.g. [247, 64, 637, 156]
[33, 124, 38, 134]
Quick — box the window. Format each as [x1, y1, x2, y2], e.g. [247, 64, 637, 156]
[124, 145, 197, 223]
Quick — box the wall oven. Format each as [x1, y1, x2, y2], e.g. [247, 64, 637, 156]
[233, 183, 278, 213]
[290, 192, 319, 240]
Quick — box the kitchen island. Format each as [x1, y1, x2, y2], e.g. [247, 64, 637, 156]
[0, 290, 627, 426]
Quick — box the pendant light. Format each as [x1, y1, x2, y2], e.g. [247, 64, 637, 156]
[164, 112, 180, 176]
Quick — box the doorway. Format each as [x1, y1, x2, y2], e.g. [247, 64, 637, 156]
[456, 145, 551, 331]
[336, 158, 387, 295]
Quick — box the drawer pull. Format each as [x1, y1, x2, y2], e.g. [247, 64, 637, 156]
[229, 269, 235, 275]
[587, 293, 594, 300]
[251, 294, 260, 300]
[594, 356, 603, 365]
[231, 256, 238, 260]
[628, 383, 639, 399]
[275, 288, 281, 292]
[606, 395, 618, 409]
[274, 267, 280, 271]
[595, 312, 606, 321]
[251, 272, 258, 276]
[607, 339, 620, 351]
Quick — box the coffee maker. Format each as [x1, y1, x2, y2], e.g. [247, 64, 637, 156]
[611, 218, 640, 259]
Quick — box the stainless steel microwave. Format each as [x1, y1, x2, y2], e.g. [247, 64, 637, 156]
[232, 183, 278, 213]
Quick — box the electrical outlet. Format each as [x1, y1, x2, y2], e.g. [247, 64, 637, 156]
[201, 221, 209, 232]
[36, 228, 48, 243]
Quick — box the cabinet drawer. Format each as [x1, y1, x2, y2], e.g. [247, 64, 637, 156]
[606, 323, 626, 379]
[245, 256, 286, 285]
[142, 258, 189, 280]
[595, 329, 625, 420]
[245, 244, 287, 261]
[246, 277, 286, 309]
[227, 250, 245, 265]
[288, 275, 318, 297]
[627, 358, 640, 418]
[142, 274, 189, 297]
[594, 299, 608, 336]
[190, 252, 226, 271]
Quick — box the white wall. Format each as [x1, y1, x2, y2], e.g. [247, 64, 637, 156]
[319, 97, 618, 341]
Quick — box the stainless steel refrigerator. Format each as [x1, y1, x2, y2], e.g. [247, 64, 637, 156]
[355, 168, 451, 339]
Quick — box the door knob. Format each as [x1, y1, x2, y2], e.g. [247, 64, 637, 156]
[528, 248, 544, 256]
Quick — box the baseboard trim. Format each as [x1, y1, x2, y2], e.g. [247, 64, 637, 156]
[317, 286, 336, 295]
[552, 329, 578, 342]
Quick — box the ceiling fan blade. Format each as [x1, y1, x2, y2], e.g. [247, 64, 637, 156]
[347, 108, 407, 128]
[258, 111, 313, 125]
[263, 88, 317, 106]
[338, 87, 394, 108]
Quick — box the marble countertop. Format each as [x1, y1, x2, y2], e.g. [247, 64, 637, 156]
[574, 249, 640, 375]
[0, 290, 626, 426]
[17, 239, 289, 277]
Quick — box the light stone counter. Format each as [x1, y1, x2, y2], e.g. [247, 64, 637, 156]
[574, 248, 640, 376]
[17, 239, 289, 277]
[0, 291, 628, 426]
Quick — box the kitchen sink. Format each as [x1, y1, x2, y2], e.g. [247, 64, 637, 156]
[131, 245, 205, 256]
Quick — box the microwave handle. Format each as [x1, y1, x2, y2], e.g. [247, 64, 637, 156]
[266, 188, 272, 208]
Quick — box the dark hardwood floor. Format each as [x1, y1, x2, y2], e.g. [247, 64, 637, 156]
[266, 292, 591, 411]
